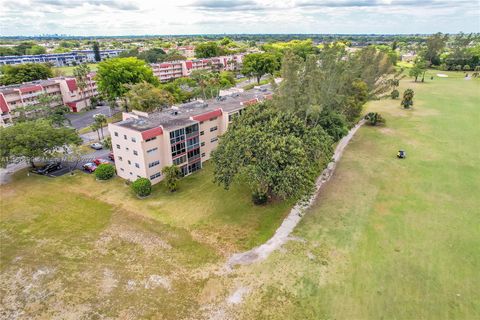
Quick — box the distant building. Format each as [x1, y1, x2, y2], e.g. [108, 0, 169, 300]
[0, 73, 98, 126]
[108, 85, 272, 184]
[150, 54, 245, 82]
[0, 49, 123, 66]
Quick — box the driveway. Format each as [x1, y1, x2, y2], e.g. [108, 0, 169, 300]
[67, 105, 118, 130]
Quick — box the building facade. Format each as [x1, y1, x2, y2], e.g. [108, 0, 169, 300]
[108, 85, 272, 184]
[0, 50, 123, 66]
[0, 73, 98, 126]
[150, 54, 244, 82]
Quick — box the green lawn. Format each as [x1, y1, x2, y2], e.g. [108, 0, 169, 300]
[54, 63, 98, 76]
[236, 71, 480, 319]
[0, 162, 291, 318]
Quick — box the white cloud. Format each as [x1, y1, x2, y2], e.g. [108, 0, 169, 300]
[0, 0, 478, 36]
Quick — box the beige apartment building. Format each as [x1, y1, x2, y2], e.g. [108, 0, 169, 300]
[108, 85, 273, 184]
[0, 73, 98, 126]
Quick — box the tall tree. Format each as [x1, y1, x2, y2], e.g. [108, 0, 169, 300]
[93, 114, 107, 139]
[161, 165, 181, 192]
[409, 58, 428, 82]
[125, 82, 174, 113]
[241, 53, 280, 84]
[212, 104, 332, 203]
[0, 63, 53, 86]
[0, 119, 81, 168]
[92, 42, 101, 62]
[73, 63, 91, 109]
[195, 42, 222, 58]
[423, 32, 448, 65]
[96, 57, 159, 107]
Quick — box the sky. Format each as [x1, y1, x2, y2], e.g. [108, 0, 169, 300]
[0, 0, 479, 36]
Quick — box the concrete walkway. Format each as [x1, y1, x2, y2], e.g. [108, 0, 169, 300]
[226, 120, 366, 269]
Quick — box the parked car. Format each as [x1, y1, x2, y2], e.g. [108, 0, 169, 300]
[90, 143, 103, 150]
[93, 158, 110, 166]
[108, 152, 114, 161]
[83, 162, 97, 173]
[31, 161, 62, 175]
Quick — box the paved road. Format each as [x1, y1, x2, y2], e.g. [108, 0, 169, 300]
[67, 105, 117, 130]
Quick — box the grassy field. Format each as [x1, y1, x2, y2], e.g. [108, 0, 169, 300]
[54, 63, 98, 76]
[233, 71, 480, 319]
[0, 162, 291, 318]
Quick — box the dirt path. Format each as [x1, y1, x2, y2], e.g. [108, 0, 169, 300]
[226, 120, 365, 269]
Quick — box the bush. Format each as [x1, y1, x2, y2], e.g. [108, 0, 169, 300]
[317, 110, 349, 142]
[94, 163, 115, 180]
[390, 89, 399, 99]
[364, 112, 386, 126]
[455, 65, 462, 71]
[252, 190, 268, 205]
[401, 89, 415, 109]
[463, 65, 471, 71]
[131, 177, 152, 197]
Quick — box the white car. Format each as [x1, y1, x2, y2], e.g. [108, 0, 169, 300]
[90, 143, 103, 150]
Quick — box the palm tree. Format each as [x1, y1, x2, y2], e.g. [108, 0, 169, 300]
[94, 114, 107, 139]
[90, 122, 101, 141]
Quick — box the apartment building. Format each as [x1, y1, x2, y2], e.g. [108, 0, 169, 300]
[108, 85, 273, 184]
[150, 54, 245, 82]
[0, 73, 98, 126]
[0, 49, 123, 66]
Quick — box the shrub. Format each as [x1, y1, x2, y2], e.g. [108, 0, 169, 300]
[364, 112, 386, 126]
[252, 190, 268, 205]
[390, 89, 400, 99]
[439, 63, 447, 71]
[455, 65, 462, 71]
[94, 163, 115, 180]
[162, 165, 181, 192]
[317, 110, 349, 142]
[131, 177, 152, 197]
[463, 65, 471, 71]
[401, 89, 415, 109]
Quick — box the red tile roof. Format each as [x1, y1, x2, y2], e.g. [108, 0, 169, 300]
[66, 78, 78, 92]
[241, 98, 259, 106]
[0, 94, 9, 113]
[18, 85, 43, 93]
[191, 109, 222, 122]
[141, 127, 163, 140]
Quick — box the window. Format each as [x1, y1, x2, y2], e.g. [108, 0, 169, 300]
[201, 142, 205, 147]
[209, 117, 217, 121]
[210, 126, 218, 132]
[120, 168, 124, 172]
[123, 134, 127, 140]
[133, 150, 138, 156]
[171, 142, 186, 157]
[200, 121, 204, 124]
[126, 147, 129, 151]
[211, 137, 218, 143]
[173, 155, 187, 165]
[200, 131, 204, 136]
[131, 137, 136, 143]
[147, 147, 158, 154]
[148, 160, 160, 168]
[135, 163, 140, 168]
[187, 148, 200, 159]
[201, 153, 206, 157]
[185, 123, 199, 135]
[169, 128, 185, 144]
[116, 144, 120, 149]
[118, 156, 123, 161]
[114, 132, 118, 137]
[150, 172, 161, 180]
[145, 136, 157, 142]
[128, 160, 131, 165]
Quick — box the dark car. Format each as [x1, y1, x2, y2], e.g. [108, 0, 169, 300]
[83, 162, 98, 173]
[32, 161, 62, 175]
[108, 152, 114, 161]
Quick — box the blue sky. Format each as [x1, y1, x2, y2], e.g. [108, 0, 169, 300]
[1, 0, 479, 36]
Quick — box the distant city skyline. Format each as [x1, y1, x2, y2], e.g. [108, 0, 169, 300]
[1, 0, 479, 36]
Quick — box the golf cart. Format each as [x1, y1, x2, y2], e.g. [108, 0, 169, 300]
[397, 150, 406, 159]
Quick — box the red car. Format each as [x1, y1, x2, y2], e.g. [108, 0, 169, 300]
[83, 162, 97, 173]
[93, 158, 110, 166]
[108, 152, 114, 161]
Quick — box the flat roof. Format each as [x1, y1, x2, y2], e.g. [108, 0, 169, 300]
[114, 84, 272, 132]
